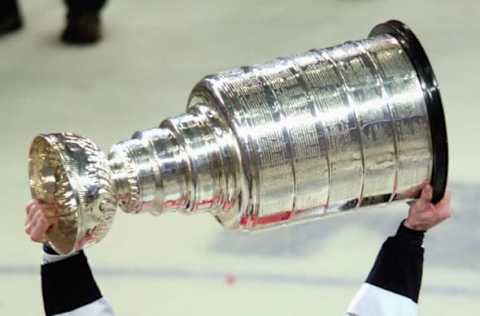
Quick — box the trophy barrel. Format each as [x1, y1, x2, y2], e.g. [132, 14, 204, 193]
[186, 20, 448, 229]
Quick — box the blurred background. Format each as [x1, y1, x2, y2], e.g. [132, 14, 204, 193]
[0, 0, 479, 315]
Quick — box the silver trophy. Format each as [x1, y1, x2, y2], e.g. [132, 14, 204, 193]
[29, 20, 448, 254]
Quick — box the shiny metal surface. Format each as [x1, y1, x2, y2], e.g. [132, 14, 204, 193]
[29, 26, 439, 254]
[29, 133, 117, 254]
[188, 33, 432, 228]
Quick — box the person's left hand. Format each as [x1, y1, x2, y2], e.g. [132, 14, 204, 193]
[404, 184, 452, 231]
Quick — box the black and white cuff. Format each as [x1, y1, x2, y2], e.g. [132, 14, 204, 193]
[41, 251, 103, 316]
[365, 220, 425, 303]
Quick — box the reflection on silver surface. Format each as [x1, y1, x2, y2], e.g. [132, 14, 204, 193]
[29, 29, 438, 253]
[186, 33, 432, 228]
[29, 133, 116, 254]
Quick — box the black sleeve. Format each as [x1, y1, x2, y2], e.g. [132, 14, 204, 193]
[41, 250, 103, 316]
[365, 220, 425, 303]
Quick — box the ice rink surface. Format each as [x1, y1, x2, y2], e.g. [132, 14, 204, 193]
[0, 0, 479, 314]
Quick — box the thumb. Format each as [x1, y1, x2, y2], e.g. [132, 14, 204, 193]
[435, 191, 451, 208]
[434, 192, 452, 220]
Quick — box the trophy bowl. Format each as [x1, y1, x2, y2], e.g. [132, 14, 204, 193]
[29, 133, 117, 254]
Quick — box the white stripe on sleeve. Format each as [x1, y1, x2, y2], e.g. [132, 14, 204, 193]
[346, 283, 417, 316]
[54, 298, 115, 316]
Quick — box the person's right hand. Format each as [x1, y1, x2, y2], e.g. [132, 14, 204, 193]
[25, 200, 58, 242]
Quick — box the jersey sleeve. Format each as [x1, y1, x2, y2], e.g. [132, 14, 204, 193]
[346, 220, 425, 316]
[41, 249, 115, 316]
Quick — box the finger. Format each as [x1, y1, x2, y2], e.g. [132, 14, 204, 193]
[25, 210, 41, 235]
[25, 222, 33, 235]
[26, 201, 39, 222]
[25, 201, 37, 218]
[436, 191, 451, 209]
[25, 210, 32, 226]
[26, 201, 35, 214]
[411, 198, 431, 214]
[25, 203, 40, 228]
[30, 216, 50, 242]
[420, 184, 433, 201]
[26, 209, 46, 235]
[25, 215, 39, 236]
[432, 195, 451, 219]
[32, 207, 48, 224]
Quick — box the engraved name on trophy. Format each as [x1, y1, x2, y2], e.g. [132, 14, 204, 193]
[29, 20, 448, 254]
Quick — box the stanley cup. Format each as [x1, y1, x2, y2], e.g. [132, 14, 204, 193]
[28, 20, 448, 254]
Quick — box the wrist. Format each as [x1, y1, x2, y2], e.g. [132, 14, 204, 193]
[396, 219, 425, 247]
[404, 217, 430, 232]
[404, 219, 417, 230]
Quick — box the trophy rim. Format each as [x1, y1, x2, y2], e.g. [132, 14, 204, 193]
[369, 20, 449, 204]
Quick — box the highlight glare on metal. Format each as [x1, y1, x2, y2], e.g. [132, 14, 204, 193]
[28, 20, 448, 254]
